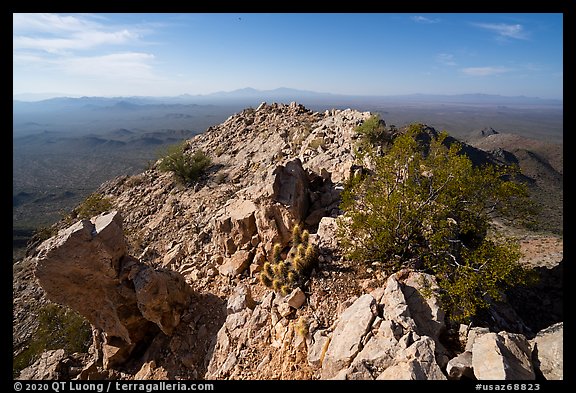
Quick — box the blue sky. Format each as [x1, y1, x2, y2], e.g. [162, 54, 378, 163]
[12, 13, 563, 99]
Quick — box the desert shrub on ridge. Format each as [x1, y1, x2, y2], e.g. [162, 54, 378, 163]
[158, 142, 211, 186]
[338, 122, 536, 322]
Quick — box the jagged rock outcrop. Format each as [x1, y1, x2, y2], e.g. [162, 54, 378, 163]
[34, 211, 193, 369]
[204, 269, 450, 381]
[321, 294, 376, 379]
[95, 103, 371, 287]
[445, 321, 565, 381]
[319, 270, 447, 380]
[204, 286, 275, 379]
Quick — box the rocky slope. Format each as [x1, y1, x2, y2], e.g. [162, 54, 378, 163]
[466, 129, 563, 235]
[13, 102, 563, 380]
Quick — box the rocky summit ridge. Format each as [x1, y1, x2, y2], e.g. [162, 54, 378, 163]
[13, 102, 562, 381]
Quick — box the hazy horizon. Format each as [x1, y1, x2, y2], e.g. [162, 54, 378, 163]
[13, 13, 563, 100]
[12, 87, 564, 103]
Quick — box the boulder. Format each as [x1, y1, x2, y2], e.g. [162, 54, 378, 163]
[465, 327, 490, 351]
[446, 351, 474, 380]
[402, 271, 445, 342]
[35, 212, 139, 344]
[134, 361, 169, 380]
[162, 243, 183, 268]
[286, 287, 306, 309]
[131, 265, 192, 336]
[376, 336, 446, 380]
[381, 273, 417, 333]
[217, 249, 253, 277]
[531, 322, 563, 380]
[227, 283, 255, 315]
[318, 269, 452, 380]
[18, 349, 67, 380]
[34, 211, 193, 369]
[321, 294, 376, 378]
[268, 158, 310, 222]
[472, 332, 535, 380]
[214, 199, 258, 255]
[346, 327, 400, 379]
[316, 217, 339, 252]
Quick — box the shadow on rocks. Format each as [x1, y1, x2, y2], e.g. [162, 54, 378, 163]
[127, 291, 228, 379]
[472, 260, 563, 338]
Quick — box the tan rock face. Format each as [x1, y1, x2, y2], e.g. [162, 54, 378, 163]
[214, 199, 258, 255]
[18, 349, 66, 380]
[531, 322, 563, 380]
[35, 213, 135, 344]
[472, 332, 535, 380]
[321, 294, 376, 379]
[34, 211, 193, 369]
[270, 158, 310, 222]
[132, 265, 192, 336]
[217, 250, 254, 277]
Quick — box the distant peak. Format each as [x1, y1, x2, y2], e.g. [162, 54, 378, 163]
[480, 127, 499, 136]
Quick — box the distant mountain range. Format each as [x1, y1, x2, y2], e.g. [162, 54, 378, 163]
[14, 88, 563, 108]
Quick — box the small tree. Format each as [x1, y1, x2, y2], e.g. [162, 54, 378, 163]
[158, 142, 211, 186]
[338, 123, 536, 322]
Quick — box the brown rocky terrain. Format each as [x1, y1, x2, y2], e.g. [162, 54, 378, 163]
[466, 130, 563, 235]
[13, 102, 562, 381]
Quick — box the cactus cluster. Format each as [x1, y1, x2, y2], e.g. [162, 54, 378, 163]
[260, 224, 318, 296]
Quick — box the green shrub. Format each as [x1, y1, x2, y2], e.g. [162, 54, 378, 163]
[158, 143, 211, 186]
[30, 225, 58, 244]
[74, 193, 113, 220]
[354, 114, 389, 150]
[338, 123, 536, 322]
[259, 224, 318, 296]
[13, 303, 92, 378]
[307, 137, 326, 151]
